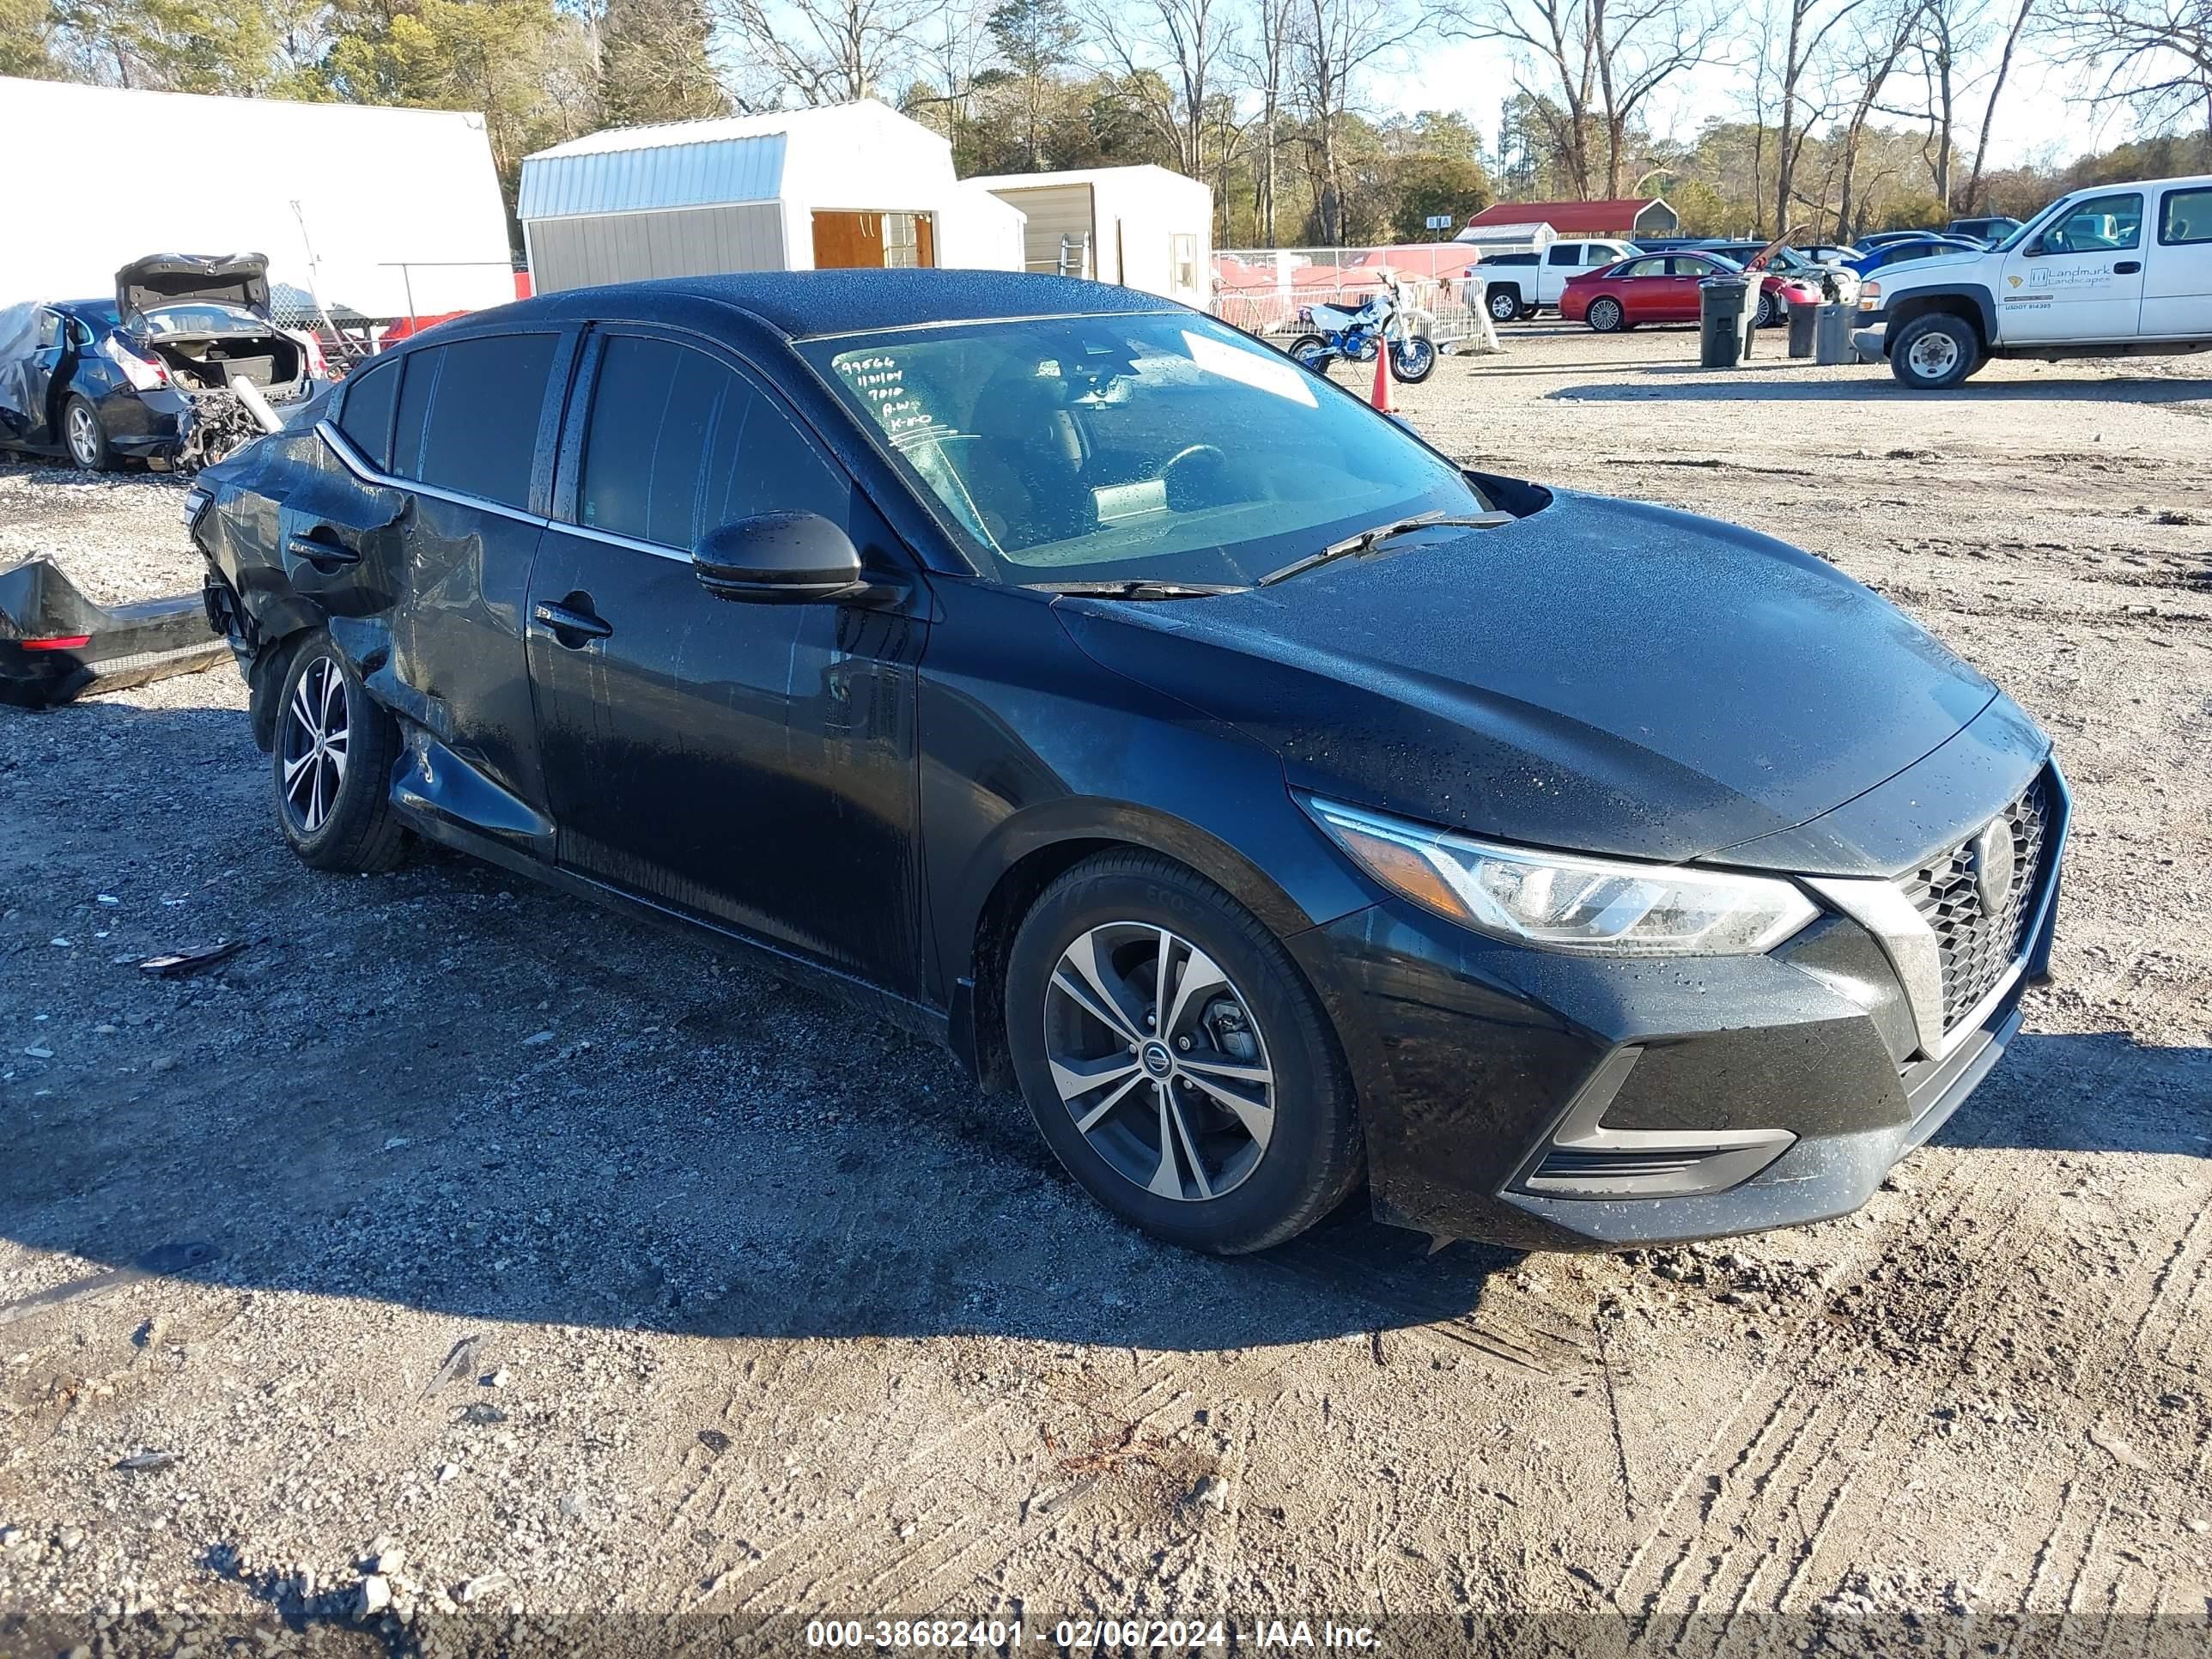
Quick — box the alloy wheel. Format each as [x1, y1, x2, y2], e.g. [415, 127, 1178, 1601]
[1590, 298, 1623, 331]
[1042, 921, 1275, 1202]
[67, 406, 99, 468]
[280, 656, 350, 834]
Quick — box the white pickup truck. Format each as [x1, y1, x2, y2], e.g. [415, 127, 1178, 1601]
[1472, 240, 1641, 323]
[1853, 173, 2212, 388]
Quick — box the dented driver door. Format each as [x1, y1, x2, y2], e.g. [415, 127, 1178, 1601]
[526, 328, 929, 998]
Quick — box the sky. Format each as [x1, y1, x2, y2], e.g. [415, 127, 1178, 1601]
[1385, 34, 2132, 175]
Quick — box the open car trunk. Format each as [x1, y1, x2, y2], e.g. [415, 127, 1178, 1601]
[116, 253, 272, 319]
[144, 331, 307, 394]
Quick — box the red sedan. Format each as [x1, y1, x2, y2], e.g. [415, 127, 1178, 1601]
[1559, 253, 1814, 332]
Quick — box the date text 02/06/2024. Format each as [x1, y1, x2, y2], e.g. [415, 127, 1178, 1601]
[805, 1619, 1382, 1650]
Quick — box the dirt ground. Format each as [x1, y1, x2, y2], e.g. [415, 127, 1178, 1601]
[3, 323, 2209, 1657]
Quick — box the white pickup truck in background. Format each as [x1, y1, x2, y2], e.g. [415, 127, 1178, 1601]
[1473, 240, 1641, 323]
[1854, 173, 2212, 388]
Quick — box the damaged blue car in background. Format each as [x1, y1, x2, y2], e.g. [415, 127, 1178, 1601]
[0, 253, 324, 472]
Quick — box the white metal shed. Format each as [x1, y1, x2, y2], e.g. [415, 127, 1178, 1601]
[967, 166, 1213, 305]
[518, 102, 1025, 292]
[0, 77, 514, 324]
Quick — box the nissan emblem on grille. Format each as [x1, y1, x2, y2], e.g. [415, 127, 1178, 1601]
[1969, 817, 2016, 916]
[1903, 775, 2051, 1031]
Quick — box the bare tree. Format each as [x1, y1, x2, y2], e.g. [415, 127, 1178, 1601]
[1833, 0, 1920, 234]
[716, 0, 931, 106]
[1763, 0, 1872, 232]
[1237, 0, 1298, 241]
[1960, 0, 2033, 208]
[1080, 0, 1241, 179]
[1451, 0, 1718, 199]
[1449, 0, 1598, 195]
[2045, 0, 2212, 150]
[1288, 0, 1425, 240]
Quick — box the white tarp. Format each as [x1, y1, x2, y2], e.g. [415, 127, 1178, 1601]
[0, 77, 515, 323]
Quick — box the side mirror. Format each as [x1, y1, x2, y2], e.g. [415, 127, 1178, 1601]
[693, 512, 866, 605]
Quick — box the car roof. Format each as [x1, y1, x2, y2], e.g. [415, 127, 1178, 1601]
[468, 270, 1183, 341]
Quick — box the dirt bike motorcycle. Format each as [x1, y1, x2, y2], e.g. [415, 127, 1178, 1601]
[1284, 279, 1439, 384]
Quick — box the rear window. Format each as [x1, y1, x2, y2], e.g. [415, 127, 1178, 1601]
[336, 358, 399, 470]
[393, 333, 557, 510]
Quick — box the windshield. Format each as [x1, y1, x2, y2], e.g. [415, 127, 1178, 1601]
[1988, 207, 2056, 255]
[800, 313, 1487, 587]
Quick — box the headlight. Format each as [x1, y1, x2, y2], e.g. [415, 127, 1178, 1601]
[1857, 280, 1881, 311]
[1304, 798, 1819, 957]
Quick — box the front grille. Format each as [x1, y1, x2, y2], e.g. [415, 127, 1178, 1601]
[1899, 774, 2052, 1030]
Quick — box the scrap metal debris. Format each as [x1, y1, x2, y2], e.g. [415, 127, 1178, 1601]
[137, 940, 246, 979]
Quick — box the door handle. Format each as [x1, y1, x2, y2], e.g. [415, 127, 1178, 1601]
[2114, 260, 2142, 275]
[286, 532, 359, 568]
[532, 599, 612, 645]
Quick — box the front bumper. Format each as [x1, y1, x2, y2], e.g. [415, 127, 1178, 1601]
[1850, 321, 1888, 362]
[1289, 757, 2066, 1253]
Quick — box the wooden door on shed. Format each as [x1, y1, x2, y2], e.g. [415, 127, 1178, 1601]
[811, 211, 938, 270]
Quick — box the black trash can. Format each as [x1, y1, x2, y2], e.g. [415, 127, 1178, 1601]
[1787, 301, 1818, 358]
[1699, 276, 1752, 368]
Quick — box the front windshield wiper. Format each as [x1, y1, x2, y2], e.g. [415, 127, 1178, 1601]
[1025, 579, 1248, 600]
[1258, 511, 1515, 586]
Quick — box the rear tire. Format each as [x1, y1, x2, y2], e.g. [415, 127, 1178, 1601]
[1588, 296, 1626, 333]
[1285, 333, 1333, 372]
[272, 633, 408, 872]
[1006, 851, 1363, 1255]
[1888, 313, 1981, 390]
[62, 395, 112, 471]
[1486, 286, 1522, 324]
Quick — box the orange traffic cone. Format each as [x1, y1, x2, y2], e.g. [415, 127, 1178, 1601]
[1370, 339, 1395, 413]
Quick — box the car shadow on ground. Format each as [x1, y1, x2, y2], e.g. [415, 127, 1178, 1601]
[1, 698, 2204, 1361]
[1549, 368, 2212, 404]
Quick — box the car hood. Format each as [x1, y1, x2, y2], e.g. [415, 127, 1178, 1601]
[1873, 249, 1985, 280]
[1054, 489, 1999, 871]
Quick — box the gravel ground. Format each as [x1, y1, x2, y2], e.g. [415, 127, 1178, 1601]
[2, 327, 2209, 1656]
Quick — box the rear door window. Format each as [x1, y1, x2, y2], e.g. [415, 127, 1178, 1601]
[336, 357, 399, 470]
[415, 333, 557, 510]
[1547, 246, 1580, 267]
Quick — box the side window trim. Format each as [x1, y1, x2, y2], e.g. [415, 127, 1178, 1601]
[317, 416, 554, 530]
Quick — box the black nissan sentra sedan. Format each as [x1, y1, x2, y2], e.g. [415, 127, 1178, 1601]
[187, 271, 2066, 1255]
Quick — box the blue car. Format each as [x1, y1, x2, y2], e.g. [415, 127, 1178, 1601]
[1844, 236, 1985, 277]
[0, 255, 322, 471]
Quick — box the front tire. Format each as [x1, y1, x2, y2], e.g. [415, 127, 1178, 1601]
[273, 634, 408, 872]
[1006, 852, 1363, 1255]
[1753, 291, 1778, 329]
[62, 395, 112, 471]
[1587, 296, 1626, 333]
[1889, 313, 1981, 390]
[1389, 335, 1437, 383]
